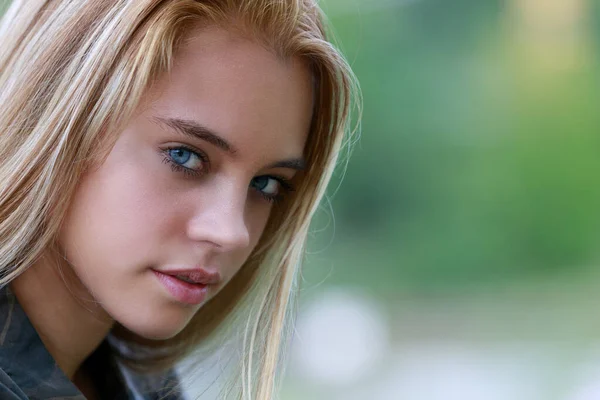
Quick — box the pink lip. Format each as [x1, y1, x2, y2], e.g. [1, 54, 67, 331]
[153, 269, 215, 305]
[158, 268, 221, 285]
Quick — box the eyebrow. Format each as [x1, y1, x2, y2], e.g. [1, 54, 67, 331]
[154, 116, 237, 155]
[267, 159, 306, 170]
[153, 116, 307, 171]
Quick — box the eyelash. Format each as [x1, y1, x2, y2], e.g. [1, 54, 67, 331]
[161, 145, 208, 178]
[258, 176, 295, 204]
[161, 146, 296, 203]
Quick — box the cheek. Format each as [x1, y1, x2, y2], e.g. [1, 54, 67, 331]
[59, 154, 178, 276]
[217, 201, 272, 284]
[248, 203, 271, 245]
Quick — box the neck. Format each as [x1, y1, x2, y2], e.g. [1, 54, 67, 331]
[9, 253, 114, 379]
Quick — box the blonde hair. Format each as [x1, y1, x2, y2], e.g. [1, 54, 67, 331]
[0, 0, 359, 398]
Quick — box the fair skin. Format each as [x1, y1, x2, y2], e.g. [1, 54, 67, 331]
[10, 24, 313, 392]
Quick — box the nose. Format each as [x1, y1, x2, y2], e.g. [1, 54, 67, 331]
[186, 187, 251, 252]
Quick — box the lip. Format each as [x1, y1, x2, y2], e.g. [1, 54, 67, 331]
[158, 268, 221, 285]
[152, 269, 218, 305]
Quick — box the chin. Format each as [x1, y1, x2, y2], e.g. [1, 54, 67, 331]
[132, 325, 186, 341]
[112, 306, 195, 341]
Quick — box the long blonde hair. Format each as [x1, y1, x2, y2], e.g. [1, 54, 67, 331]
[0, 0, 358, 398]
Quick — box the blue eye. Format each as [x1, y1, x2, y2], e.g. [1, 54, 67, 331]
[169, 148, 192, 165]
[164, 146, 206, 176]
[250, 176, 294, 203]
[251, 176, 279, 195]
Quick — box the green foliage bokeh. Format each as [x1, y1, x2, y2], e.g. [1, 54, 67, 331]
[308, 0, 600, 294]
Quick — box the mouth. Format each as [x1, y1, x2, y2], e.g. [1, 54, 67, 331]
[152, 268, 219, 305]
[161, 268, 221, 285]
[175, 275, 196, 284]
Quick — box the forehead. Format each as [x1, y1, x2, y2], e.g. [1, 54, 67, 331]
[147, 25, 314, 163]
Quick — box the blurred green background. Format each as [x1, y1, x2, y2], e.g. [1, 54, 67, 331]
[309, 0, 600, 294]
[280, 1, 600, 400]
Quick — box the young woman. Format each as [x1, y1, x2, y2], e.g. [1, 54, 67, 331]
[0, 0, 358, 399]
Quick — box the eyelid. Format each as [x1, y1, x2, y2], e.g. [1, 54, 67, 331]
[266, 175, 295, 193]
[165, 143, 210, 164]
[252, 175, 296, 204]
[161, 144, 210, 177]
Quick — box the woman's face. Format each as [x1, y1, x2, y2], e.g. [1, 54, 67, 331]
[58, 26, 313, 339]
